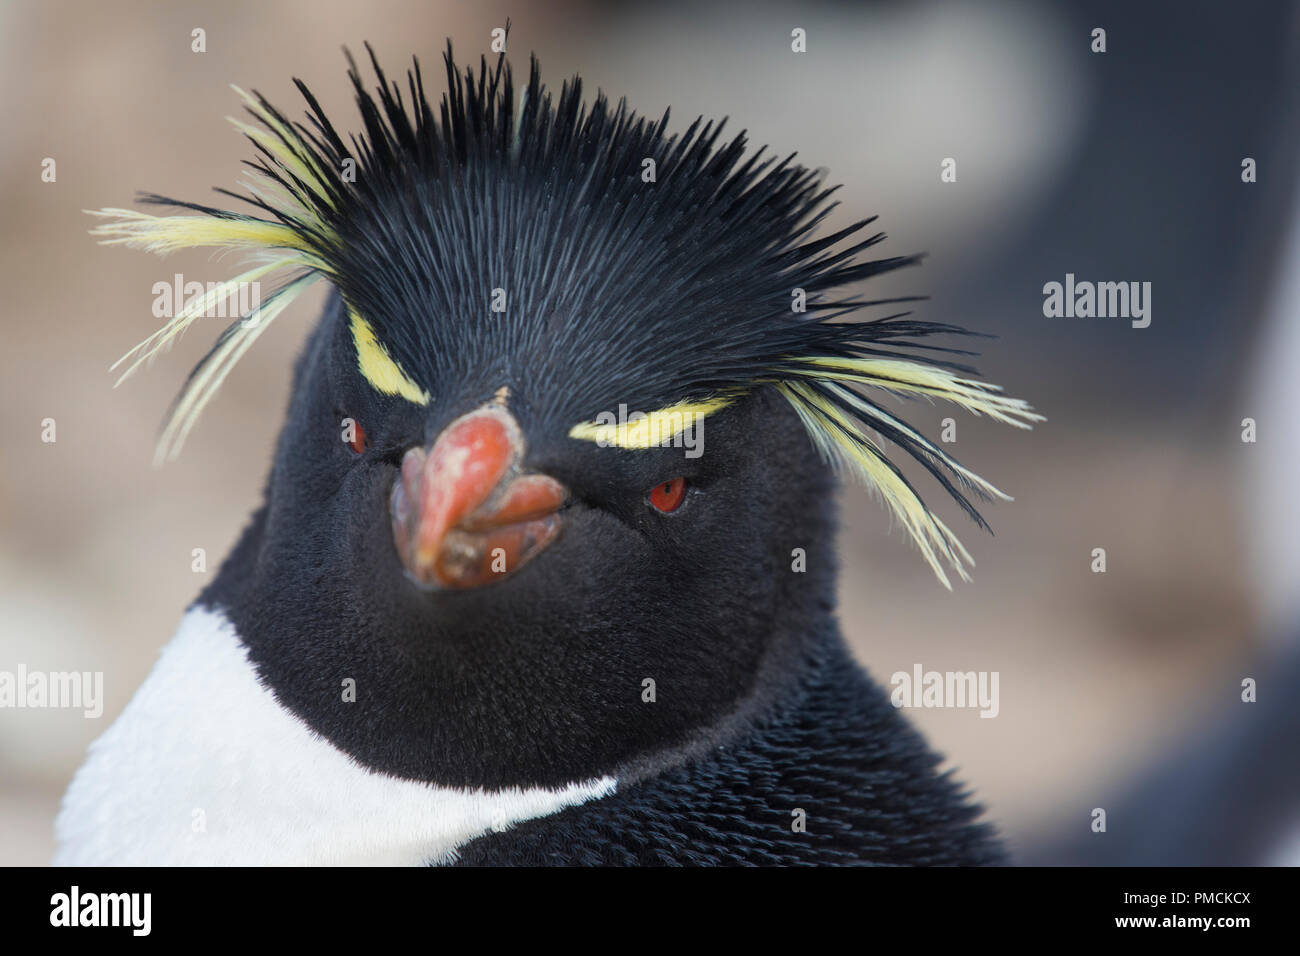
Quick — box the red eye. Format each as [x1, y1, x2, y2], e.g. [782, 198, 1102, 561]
[649, 477, 687, 513]
[348, 419, 368, 455]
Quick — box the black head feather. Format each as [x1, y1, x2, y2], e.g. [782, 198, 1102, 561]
[93, 41, 1039, 585]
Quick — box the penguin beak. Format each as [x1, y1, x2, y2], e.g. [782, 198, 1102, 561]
[390, 404, 567, 590]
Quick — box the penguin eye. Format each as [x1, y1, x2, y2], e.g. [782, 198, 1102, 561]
[347, 419, 368, 455]
[648, 477, 687, 513]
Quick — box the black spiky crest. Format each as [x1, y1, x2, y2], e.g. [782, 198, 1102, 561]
[90, 38, 1040, 585]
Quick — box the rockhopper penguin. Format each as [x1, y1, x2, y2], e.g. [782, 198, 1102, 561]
[56, 43, 1040, 866]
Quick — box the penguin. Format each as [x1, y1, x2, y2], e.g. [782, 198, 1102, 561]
[55, 43, 1039, 866]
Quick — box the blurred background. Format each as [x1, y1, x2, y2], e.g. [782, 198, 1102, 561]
[2, 0, 1298, 865]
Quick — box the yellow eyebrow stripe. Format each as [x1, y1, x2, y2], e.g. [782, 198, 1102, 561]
[568, 397, 733, 448]
[349, 310, 430, 405]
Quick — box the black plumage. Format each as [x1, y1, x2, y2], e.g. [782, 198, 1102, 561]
[119, 43, 1036, 547]
[455, 623, 1004, 866]
[85, 40, 1037, 865]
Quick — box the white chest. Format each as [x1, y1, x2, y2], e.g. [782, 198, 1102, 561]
[53, 607, 614, 866]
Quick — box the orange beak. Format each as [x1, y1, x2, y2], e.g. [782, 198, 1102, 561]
[390, 404, 567, 589]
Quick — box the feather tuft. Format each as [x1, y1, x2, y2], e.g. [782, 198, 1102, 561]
[88, 41, 1040, 582]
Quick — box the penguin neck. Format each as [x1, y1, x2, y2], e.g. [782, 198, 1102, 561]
[607, 605, 839, 788]
[200, 478, 844, 790]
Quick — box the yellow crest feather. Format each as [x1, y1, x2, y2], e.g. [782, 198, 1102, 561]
[568, 398, 733, 448]
[89, 82, 351, 464]
[348, 311, 430, 405]
[776, 356, 1042, 587]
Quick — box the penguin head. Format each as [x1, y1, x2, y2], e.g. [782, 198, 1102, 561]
[94, 43, 1040, 789]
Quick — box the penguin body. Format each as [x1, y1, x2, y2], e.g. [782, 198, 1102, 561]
[55, 609, 1000, 867]
[58, 44, 1036, 866]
